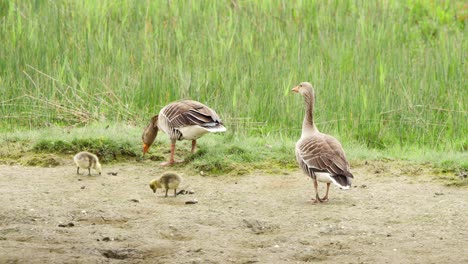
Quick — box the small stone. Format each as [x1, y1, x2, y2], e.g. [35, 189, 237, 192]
[80, 186, 85, 189]
[58, 222, 74, 228]
[185, 199, 198, 205]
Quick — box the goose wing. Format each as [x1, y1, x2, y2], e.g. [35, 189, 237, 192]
[161, 100, 224, 128]
[296, 133, 353, 179]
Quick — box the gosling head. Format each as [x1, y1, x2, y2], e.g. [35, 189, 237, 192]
[149, 179, 161, 193]
[142, 115, 159, 155]
[95, 162, 102, 175]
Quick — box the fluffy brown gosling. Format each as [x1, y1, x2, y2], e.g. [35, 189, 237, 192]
[73, 151, 102, 176]
[149, 172, 183, 197]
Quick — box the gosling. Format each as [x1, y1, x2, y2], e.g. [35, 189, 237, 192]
[73, 151, 102, 176]
[149, 172, 182, 197]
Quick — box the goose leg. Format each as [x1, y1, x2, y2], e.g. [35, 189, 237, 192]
[321, 183, 331, 202]
[165, 189, 168, 197]
[88, 168, 91, 176]
[191, 140, 197, 154]
[174, 189, 177, 197]
[168, 142, 176, 164]
[161, 141, 177, 166]
[76, 167, 80, 175]
[312, 178, 323, 203]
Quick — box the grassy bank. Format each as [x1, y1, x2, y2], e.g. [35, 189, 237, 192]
[0, 0, 466, 152]
[0, 122, 466, 177]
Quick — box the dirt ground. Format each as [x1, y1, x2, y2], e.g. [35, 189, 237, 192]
[0, 158, 467, 264]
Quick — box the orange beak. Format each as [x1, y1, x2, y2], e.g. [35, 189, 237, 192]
[292, 86, 300, 93]
[143, 144, 150, 155]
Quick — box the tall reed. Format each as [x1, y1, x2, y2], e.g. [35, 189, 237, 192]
[0, 0, 466, 151]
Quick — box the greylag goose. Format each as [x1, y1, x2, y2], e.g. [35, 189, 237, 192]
[73, 151, 102, 176]
[292, 82, 354, 203]
[142, 100, 226, 166]
[149, 172, 183, 197]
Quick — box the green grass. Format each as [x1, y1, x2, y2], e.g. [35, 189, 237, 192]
[0, 1, 467, 152]
[0, 122, 466, 175]
[1, 122, 466, 187]
[0, 122, 298, 173]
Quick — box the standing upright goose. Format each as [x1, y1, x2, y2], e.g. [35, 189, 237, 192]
[142, 100, 226, 166]
[292, 82, 354, 203]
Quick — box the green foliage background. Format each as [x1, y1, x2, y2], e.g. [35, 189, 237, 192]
[1, 0, 466, 151]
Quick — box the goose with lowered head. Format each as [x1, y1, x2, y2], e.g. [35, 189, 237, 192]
[292, 82, 354, 203]
[142, 100, 226, 166]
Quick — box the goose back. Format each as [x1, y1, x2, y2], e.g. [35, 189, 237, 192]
[296, 132, 353, 188]
[158, 100, 226, 140]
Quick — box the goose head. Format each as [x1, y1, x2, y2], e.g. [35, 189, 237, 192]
[142, 115, 159, 155]
[291, 82, 314, 95]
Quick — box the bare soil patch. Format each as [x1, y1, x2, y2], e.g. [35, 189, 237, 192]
[0, 159, 467, 263]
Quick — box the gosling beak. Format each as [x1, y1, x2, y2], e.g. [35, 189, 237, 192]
[153, 189, 156, 193]
[291, 86, 300, 93]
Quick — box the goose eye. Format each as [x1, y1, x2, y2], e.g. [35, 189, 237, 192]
[299, 84, 302, 87]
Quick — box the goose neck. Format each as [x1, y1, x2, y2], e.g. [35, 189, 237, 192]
[302, 91, 318, 134]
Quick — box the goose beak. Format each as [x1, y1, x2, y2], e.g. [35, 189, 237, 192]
[292, 86, 300, 93]
[143, 144, 150, 155]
